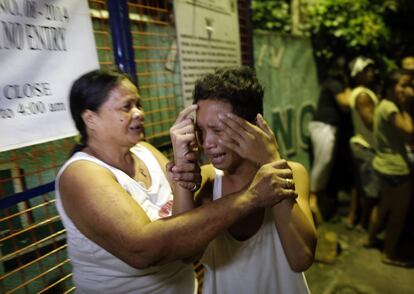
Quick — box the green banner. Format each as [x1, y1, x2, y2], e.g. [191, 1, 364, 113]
[254, 31, 319, 169]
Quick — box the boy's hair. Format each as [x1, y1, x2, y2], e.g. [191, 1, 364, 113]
[192, 66, 264, 123]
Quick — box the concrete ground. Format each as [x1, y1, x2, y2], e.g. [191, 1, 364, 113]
[305, 219, 414, 294]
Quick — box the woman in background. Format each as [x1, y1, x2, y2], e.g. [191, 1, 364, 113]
[367, 69, 414, 267]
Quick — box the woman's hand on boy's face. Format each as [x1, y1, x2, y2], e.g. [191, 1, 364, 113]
[217, 113, 280, 166]
[248, 159, 297, 208]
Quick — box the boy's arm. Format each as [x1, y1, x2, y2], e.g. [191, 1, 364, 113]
[271, 161, 317, 272]
[169, 105, 200, 214]
[216, 113, 316, 271]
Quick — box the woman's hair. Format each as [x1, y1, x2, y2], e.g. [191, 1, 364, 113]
[327, 56, 350, 87]
[381, 69, 410, 101]
[69, 69, 131, 151]
[192, 66, 264, 123]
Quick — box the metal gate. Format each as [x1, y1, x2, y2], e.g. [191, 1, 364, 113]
[0, 1, 253, 292]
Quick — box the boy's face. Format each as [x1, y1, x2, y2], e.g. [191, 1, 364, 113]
[196, 99, 242, 171]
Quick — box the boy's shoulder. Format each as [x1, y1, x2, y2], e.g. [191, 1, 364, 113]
[195, 164, 216, 205]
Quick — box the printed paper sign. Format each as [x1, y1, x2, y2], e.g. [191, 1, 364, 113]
[0, 0, 99, 151]
[174, 0, 241, 106]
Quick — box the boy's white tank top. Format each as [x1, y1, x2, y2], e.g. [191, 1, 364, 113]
[55, 143, 195, 294]
[201, 169, 310, 294]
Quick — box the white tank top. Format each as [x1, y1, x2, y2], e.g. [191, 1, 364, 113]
[55, 143, 195, 294]
[349, 86, 378, 148]
[201, 169, 310, 294]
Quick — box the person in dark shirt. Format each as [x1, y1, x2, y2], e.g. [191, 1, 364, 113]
[308, 56, 354, 222]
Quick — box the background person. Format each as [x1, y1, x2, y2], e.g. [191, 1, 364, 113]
[401, 55, 414, 72]
[400, 53, 414, 246]
[366, 69, 414, 267]
[55, 69, 297, 293]
[347, 56, 380, 231]
[308, 56, 354, 223]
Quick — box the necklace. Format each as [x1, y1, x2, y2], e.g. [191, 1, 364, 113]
[134, 157, 152, 188]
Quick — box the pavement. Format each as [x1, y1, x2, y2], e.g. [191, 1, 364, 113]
[305, 218, 414, 294]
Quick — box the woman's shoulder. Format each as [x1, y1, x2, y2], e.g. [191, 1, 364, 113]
[57, 157, 117, 208]
[376, 99, 398, 117]
[66, 151, 115, 168]
[137, 141, 166, 158]
[60, 154, 115, 180]
[134, 141, 169, 170]
[378, 98, 396, 108]
[136, 141, 153, 151]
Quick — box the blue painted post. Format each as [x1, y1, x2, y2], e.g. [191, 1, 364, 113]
[246, 0, 254, 67]
[106, 0, 137, 85]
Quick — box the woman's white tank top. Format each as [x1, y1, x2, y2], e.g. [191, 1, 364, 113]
[55, 144, 195, 294]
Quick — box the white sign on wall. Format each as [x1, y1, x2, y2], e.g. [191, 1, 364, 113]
[0, 0, 99, 152]
[174, 0, 241, 106]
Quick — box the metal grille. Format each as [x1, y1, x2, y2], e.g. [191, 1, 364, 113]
[89, 0, 116, 69]
[128, 0, 182, 154]
[0, 0, 115, 292]
[0, 138, 75, 293]
[0, 1, 254, 292]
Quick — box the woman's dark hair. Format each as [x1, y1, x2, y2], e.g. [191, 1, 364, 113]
[69, 69, 131, 152]
[192, 66, 264, 123]
[327, 56, 349, 87]
[381, 69, 410, 101]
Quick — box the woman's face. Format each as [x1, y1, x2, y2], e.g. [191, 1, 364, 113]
[394, 74, 413, 106]
[93, 79, 145, 147]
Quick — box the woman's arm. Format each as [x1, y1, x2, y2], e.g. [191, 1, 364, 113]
[59, 156, 294, 270]
[390, 110, 414, 142]
[335, 87, 351, 112]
